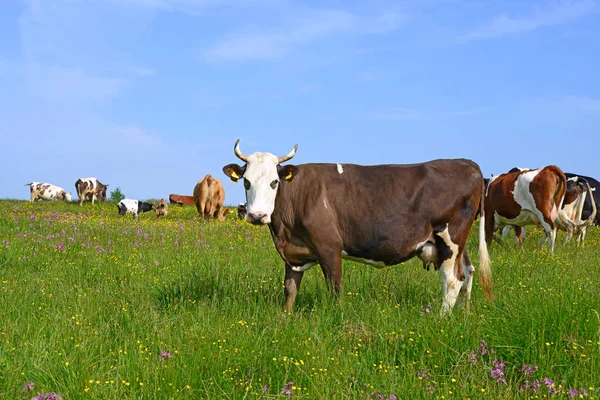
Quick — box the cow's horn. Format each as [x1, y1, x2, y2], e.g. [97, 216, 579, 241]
[277, 144, 298, 163]
[234, 139, 248, 162]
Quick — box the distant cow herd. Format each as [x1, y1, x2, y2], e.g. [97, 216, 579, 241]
[26, 174, 240, 221]
[26, 140, 599, 314]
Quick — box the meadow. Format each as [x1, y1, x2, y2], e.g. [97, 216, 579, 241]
[0, 199, 598, 399]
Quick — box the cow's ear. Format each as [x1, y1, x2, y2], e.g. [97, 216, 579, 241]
[223, 164, 245, 182]
[279, 165, 297, 182]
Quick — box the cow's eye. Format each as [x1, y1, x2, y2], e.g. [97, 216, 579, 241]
[244, 179, 251, 190]
[270, 180, 279, 189]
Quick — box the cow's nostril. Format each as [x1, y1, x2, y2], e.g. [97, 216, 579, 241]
[248, 213, 267, 224]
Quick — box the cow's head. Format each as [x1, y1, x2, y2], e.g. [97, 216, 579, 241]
[97, 185, 109, 201]
[223, 139, 297, 225]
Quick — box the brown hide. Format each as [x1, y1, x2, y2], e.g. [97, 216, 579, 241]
[484, 165, 566, 253]
[193, 174, 226, 220]
[168, 194, 195, 206]
[155, 199, 169, 217]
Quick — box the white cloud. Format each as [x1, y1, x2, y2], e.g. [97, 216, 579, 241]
[528, 95, 600, 116]
[112, 0, 285, 14]
[203, 8, 404, 63]
[461, 0, 597, 42]
[127, 66, 156, 77]
[369, 107, 484, 120]
[25, 63, 126, 107]
[111, 125, 162, 147]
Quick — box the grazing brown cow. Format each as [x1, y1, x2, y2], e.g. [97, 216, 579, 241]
[75, 177, 108, 206]
[484, 165, 567, 254]
[193, 174, 226, 220]
[223, 140, 492, 315]
[155, 199, 169, 218]
[168, 194, 195, 206]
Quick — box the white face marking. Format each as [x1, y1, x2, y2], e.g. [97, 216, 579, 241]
[337, 163, 344, 174]
[323, 198, 328, 209]
[341, 251, 386, 268]
[242, 152, 281, 224]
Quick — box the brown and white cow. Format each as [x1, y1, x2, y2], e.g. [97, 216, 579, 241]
[26, 182, 72, 202]
[497, 171, 597, 248]
[75, 177, 109, 206]
[223, 140, 492, 315]
[168, 194, 195, 206]
[193, 174, 226, 220]
[484, 166, 566, 254]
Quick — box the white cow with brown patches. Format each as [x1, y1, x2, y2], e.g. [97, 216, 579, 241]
[75, 177, 109, 206]
[26, 182, 72, 202]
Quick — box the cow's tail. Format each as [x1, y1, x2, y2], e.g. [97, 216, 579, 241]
[478, 180, 492, 301]
[548, 165, 567, 211]
[24, 183, 32, 186]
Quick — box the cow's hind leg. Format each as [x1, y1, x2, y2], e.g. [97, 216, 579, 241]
[435, 225, 463, 315]
[284, 264, 305, 313]
[457, 249, 474, 313]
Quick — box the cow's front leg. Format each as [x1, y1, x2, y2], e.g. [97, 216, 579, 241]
[284, 264, 304, 312]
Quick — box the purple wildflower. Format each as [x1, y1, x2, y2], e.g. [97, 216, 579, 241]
[531, 379, 541, 394]
[580, 388, 589, 397]
[389, 395, 397, 400]
[567, 389, 579, 397]
[31, 392, 63, 400]
[490, 359, 506, 383]
[479, 340, 488, 356]
[280, 381, 294, 397]
[468, 351, 477, 364]
[417, 370, 431, 380]
[262, 385, 269, 393]
[159, 350, 173, 361]
[543, 377, 554, 387]
[522, 363, 539, 376]
[22, 382, 35, 392]
[425, 386, 435, 393]
[420, 303, 432, 316]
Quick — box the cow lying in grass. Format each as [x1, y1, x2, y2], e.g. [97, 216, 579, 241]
[26, 182, 72, 202]
[117, 199, 154, 218]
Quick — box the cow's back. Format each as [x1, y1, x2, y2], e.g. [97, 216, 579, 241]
[272, 160, 483, 260]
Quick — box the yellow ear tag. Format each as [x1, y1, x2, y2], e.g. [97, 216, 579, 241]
[285, 171, 293, 180]
[231, 171, 239, 180]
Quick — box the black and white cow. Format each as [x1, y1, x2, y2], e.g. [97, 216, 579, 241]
[564, 173, 600, 226]
[223, 140, 492, 315]
[117, 199, 154, 218]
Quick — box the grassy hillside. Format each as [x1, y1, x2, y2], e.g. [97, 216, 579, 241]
[0, 199, 598, 399]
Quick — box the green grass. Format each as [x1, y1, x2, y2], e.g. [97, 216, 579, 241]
[0, 199, 599, 399]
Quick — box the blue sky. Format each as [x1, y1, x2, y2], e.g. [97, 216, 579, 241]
[2, 0, 599, 205]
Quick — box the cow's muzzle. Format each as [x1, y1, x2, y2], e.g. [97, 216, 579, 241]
[247, 212, 268, 225]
